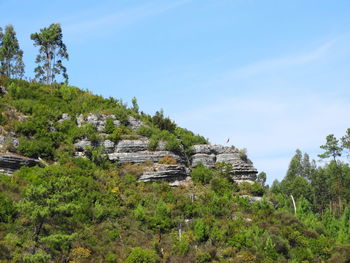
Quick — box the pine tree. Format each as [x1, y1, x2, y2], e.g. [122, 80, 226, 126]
[31, 23, 68, 84]
[318, 134, 342, 161]
[0, 25, 25, 78]
[341, 128, 350, 159]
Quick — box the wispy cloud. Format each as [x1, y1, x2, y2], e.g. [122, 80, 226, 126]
[64, 0, 191, 37]
[223, 39, 336, 78]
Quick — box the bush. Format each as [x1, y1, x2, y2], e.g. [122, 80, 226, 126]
[195, 252, 212, 263]
[126, 247, 159, 263]
[17, 137, 54, 158]
[191, 164, 214, 184]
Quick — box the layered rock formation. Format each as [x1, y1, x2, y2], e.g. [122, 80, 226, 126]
[191, 144, 257, 182]
[0, 111, 258, 183]
[139, 164, 190, 183]
[0, 154, 39, 175]
[74, 137, 189, 183]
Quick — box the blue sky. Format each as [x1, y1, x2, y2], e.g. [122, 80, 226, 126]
[1, 0, 350, 184]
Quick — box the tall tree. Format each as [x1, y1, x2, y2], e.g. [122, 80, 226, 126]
[318, 134, 342, 161]
[31, 23, 68, 84]
[341, 128, 350, 159]
[0, 25, 25, 78]
[286, 149, 303, 179]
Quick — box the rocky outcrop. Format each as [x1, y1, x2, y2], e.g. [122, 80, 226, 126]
[108, 151, 185, 164]
[76, 113, 121, 132]
[114, 139, 148, 153]
[191, 144, 257, 182]
[0, 154, 39, 174]
[128, 116, 144, 131]
[75, 113, 146, 132]
[138, 163, 190, 183]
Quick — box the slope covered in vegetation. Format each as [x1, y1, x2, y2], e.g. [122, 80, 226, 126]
[0, 78, 349, 262]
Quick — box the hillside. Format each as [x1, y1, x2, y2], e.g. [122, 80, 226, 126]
[0, 78, 346, 262]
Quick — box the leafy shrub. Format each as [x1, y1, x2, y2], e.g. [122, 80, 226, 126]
[104, 117, 116, 134]
[17, 137, 54, 158]
[195, 252, 212, 263]
[126, 247, 159, 263]
[0, 194, 16, 223]
[108, 127, 122, 143]
[191, 164, 214, 184]
[152, 110, 176, 132]
[137, 126, 153, 138]
[194, 219, 209, 242]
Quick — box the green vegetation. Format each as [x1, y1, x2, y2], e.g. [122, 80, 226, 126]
[31, 23, 69, 84]
[1, 78, 350, 262]
[0, 25, 24, 78]
[1, 24, 350, 262]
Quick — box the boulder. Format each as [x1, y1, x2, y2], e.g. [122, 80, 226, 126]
[58, 113, 71, 123]
[74, 139, 92, 151]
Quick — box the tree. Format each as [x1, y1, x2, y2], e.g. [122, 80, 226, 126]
[318, 134, 342, 161]
[31, 23, 68, 84]
[131, 97, 139, 113]
[341, 128, 350, 159]
[286, 149, 303, 179]
[0, 25, 24, 78]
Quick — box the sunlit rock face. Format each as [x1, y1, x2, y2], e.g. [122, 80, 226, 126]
[191, 144, 258, 182]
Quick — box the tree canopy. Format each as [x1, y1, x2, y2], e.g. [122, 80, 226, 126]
[0, 25, 24, 78]
[31, 23, 68, 84]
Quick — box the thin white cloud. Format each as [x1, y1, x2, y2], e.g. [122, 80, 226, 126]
[223, 39, 336, 78]
[64, 0, 191, 37]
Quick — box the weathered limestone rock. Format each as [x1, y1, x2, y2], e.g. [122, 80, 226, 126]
[58, 113, 71, 123]
[191, 144, 257, 182]
[74, 139, 92, 151]
[191, 153, 216, 168]
[102, 140, 115, 153]
[108, 151, 185, 164]
[77, 113, 118, 132]
[127, 116, 144, 131]
[139, 163, 190, 183]
[0, 154, 39, 174]
[115, 139, 148, 153]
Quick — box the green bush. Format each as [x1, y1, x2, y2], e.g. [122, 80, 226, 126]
[17, 137, 54, 158]
[191, 164, 214, 184]
[126, 248, 159, 263]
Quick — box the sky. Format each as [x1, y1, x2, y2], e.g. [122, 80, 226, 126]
[1, 0, 350, 184]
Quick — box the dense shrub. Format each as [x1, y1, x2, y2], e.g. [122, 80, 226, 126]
[191, 163, 214, 184]
[126, 248, 159, 263]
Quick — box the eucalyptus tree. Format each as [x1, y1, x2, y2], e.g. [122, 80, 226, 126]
[31, 23, 68, 84]
[0, 25, 25, 78]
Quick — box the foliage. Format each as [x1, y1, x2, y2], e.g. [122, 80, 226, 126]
[0, 77, 349, 262]
[31, 23, 68, 84]
[0, 25, 24, 78]
[126, 248, 159, 263]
